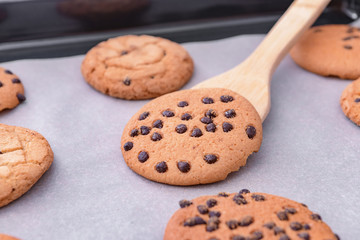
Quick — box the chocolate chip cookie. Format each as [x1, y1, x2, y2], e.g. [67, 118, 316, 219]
[0, 67, 25, 112]
[340, 77, 360, 126]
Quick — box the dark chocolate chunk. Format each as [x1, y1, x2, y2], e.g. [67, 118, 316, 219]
[0, 151, 2, 154]
[177, 161, 190, 173]
[279, 235, 291, 240]
[209, 211, 221, 218]
[123, 142, 133, 151]
[206, 216, 220, 232]
[233, 193, 247, 205]
[162, 110, 175, 117]
[274, 226, 285, 235]
[277, 211, 289, 221]
[220, 95, 234, 103]
[205, 109, 217, 118]
[290, 222, 303, 231]
[130, 129, 139, 137]
[263, 222, 275, 229]
[206, 123, 216, 132]
[176, 124, 187, 134]
[151, 132, 162, 141]
[155, 161, 168, 173]
[138, 151, 149, 163]
[249, 231, 263, 240]
[206, 199, 217, 208]
[232, 235, 246, 240]
[191, 128, 203, 137]
[354, 98, 360, 103]
[184, 216, 206, 227]
[16, 93, 26, 103]
[204, 154, 217, 164]
[238, 216, 254, 227]
[310, 213, 322, 221]
[301, 203, 308, 208]
[335, 234, 340, 240]
[226, 220, 238, 230]
[201, 117, 213, 124]
[246, 125, 256, 139]
[303, 224, 311, 230]
[239, 189, 250, 194]
[251, 194, 265, 201]
[140, 126, 151, 135]
[297, 232, 310, 240]
[153, 120, 163, 129]
[197, 205, 209, 214]
[342, 36, 359, 41]
[222, 122, 233, 132]
[285, 208, 297, 215]
[344, 45, 353, 50]
[123, 77, 131, 86]
[5, 69, 13, 75]
[12, 78, 21, 84]
[218, 192, 229, 197]
[0, 81, 2, 87]
[181, 113, 192, 121]
[202, 97, 214, 104]
[225, 109, 236, 118]
[139, 112, 150, 120]
[121, 50, 128, 55]
[178, 101, 189, 107]
[179, 199, 192, 208]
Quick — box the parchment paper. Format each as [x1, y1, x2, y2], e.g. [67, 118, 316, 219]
[0, 35, 359, 240]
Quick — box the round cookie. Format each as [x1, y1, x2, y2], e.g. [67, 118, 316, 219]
[290, 24, 360, 80]
[0, 67, 26, 112]
[0, 124, 53, 208]
[81, 35, 194, 100]
[0, 234, 20, 240]
[164, 190, 339, 240]
[120, 88, 262, 185]
[340, 77, 360, 126]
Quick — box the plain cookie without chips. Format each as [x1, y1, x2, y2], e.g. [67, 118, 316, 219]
[0, 234, 20, 240]
[121, 88, 262, 185]
[164, 190, 339, 240]
[290, 24, 360, 80]
[0, 124, 53, 208]
[0, 67, 26, 112]
[340, 78, 360, 126]
[81, 35, 194, 99]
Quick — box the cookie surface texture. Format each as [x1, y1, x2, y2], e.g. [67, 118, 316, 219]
[340, 78, 360, 125]
[81, 35, 194, 99]
[290, 24, 360, 80]
[0, 234, 20, 240]
[164, 191, 339, 240]
[121, 88, 262, 185]
[0, 67, 25, 112]
[0, 124, 53, 207]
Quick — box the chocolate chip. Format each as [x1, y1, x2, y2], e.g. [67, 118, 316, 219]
[285, 207, 297, 215]
[347, 27, 354, 33]
[153, 120, 163, 129]
[238, 216, 253, 226]
[343, 36, 359, 41]
[177, 161, 190, 173]
[151, 132, 162, 141]
[204, 154, 217, 164]
[232, 235, 246, 240]
[155, 161, 168, 173]
[277, 211, 288, 221]
[251, 194, 265, 201]
[16, 93, 26, 103]
[137, 151, 149, 163]
[179, 200, 192, 208]
[310, 213, 322, 221]
[225, 109, 236, 118]
[206, 123, 216, 132]
[298, 232, 310, 240]
[279, 235, 291, 240]
[335, 234, 340, 240]
[184, 216, 206, 227]
[201, 117, 213, 124]
[226, 220, 238, 230]
[178, 101, 189, 107]
[249, 231, 263, 240]
[5, 69, 13, 75]
[206, 199, 217, 208]
[239, 189, 250, 194]
[12, 78, 21, 84]
[218, 192, 229, 197]
[233, 193, 247, 205]
[0, 150, 2, 154]
[290, 222, 303, 231]
[222, 122, 233, 132]
[246, 125, 256, 139]
[0, 81, 2, 87]
[220, 95, 234, 103]
[130, 129, 139, 137]
[301, 203, 308, 208]
[205, 109, 217, 118]
[314, 28, 322, 33]
[274, 226, 285, 235]
[344, 45, 353, 50]
[162, 110, 175, 117]
[191, 128, 203, 137]
[197, 205, 209, 214]
[303, 224, 311, 230]
[202, 97, 214, 104]
[209, 211, 221, 218]
[176, 124, 187, 134]
[263, 222, 275, 229]
[123, 142, 133, 151]
[123, 77, 131, 86]
[181, 113, 192, 121]
[139, 112, 150, 120]
[121, 50, 128, 55]
[140, 126, 151, 135]
[206, 217, 220, 232]
[354, 98, 360, 103]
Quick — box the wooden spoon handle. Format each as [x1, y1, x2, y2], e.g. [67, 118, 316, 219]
[243, 0, 331, 78]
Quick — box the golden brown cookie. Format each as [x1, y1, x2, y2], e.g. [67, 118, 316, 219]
[0, 124, 53, 208]
[0, 67, 26, 112]
[340, 77, 360, 125]
[164, 190, 339, 240]
[0, 234, 20, 240]
[121, 88, 262, 185]
[81, 35, 194, 100]
[290, 24, 360, 80]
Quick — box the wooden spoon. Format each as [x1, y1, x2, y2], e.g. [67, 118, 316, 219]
[193, 0, 331, 121]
